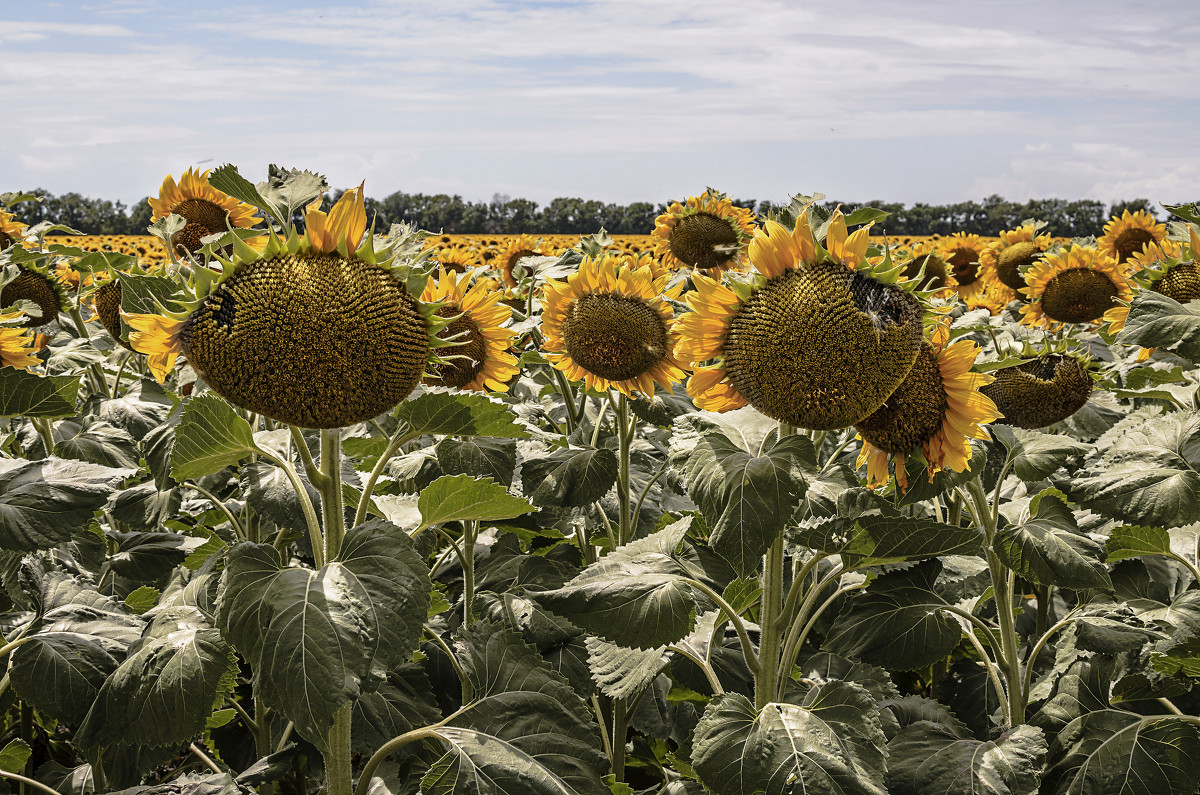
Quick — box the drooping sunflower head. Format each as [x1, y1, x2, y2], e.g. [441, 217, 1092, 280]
[421, 267, 519, 392]
[495, 234, 554, 288]
[1099, 209, 1167, 264]
[1019, 246, 1136, 330]
[651, 189, 756, 274]
[980, 353, 1093, 429]
[0, 212, 25, 251]
[1, 263, 68, 328]
[149, 167, 260, 257]
[541, 254, 686, 398]
[676, 215, 927, 430]
[938, 233, 989, 300]
[93, 277, 129, 349]
[899, 246, 951, 291]
[128, 185, 445, 428]
[979, 224, 1052, 293]
[855, 323, 1000, 490]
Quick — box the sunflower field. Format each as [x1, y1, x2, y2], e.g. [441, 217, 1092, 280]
[0, 166, 1199, 795]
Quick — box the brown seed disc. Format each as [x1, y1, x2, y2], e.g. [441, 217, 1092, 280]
[855, 342, 948, 453]
[721, 262, 924, 430]
[1112, 228, 1154, 263]
[980, 355, 1092, 429]
[1, 268, 63, 328]
[669, 212, 740, 271]
[1152, 262, 1200, 303]
[901, 253, 948, 290]
[561, 293, 668, 382]
[948, 247, 981, 285]
[996, 241, 1042, 291]
[1040, 269, 1119, 324]
[424, 306, 488, 389]
[180, 252, 430, 428]
[95, 280, 135, 351]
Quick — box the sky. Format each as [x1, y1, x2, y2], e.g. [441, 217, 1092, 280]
[2, 0, 1198, 211]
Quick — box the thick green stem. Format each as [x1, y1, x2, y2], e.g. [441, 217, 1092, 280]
[323, 704, 353, 795]
[462, 520, 478, 626]
[682, 578, 760, 676]
[32, 417, 55, 457]
[611, 698, 629, 783]
[615, 393, 633, 545]
[320, 429, 345, 561]
[756, 535, 785, 709]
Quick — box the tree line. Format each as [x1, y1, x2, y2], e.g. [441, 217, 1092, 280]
[10, 187, 1157, 238]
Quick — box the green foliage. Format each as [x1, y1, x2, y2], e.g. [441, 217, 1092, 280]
[170, 392, 262, 482]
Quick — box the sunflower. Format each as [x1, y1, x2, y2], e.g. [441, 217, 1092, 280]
[855, 323, 999, 490]
[651, 190, 756, 274]
[127, 185, 442, 429]
[898, 240, 953, 292]
[1, 265, 68, 328]
[938, 233, 990, 303]
[421, 268, 519, 392]
[1099, 209, 1166, 264]
[541, 255, 685, 398]
[1020, 246, 1136, 331]
[432, 247, 477, 275]
[675, 210, 926, 430]
[0, 312, 41, 370]
[149, 167, 260, 257]
[978, 224, 1052, 293]
[495, 234, 554, 288]
[0, 211, 25, 251]
[980, 354, 1092, 429]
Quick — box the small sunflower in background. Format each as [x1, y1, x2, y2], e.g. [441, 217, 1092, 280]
[855, 322, 1000, 491]
[898, 240, 953, 292]
[972, 279, 1020, 316]
[938, 233, 990, 303]
[978, 223, 1052, 293]
[127, 185, 444, 429]
[0, 311, 42, 370]
[675, 208, 926, 430]
[149, 167, 260, 257]
[1019, 246, 1136, 331]
[980, 353, 1093, 429]
[0, 263, 68, 329]
[495, 234, 554, 288]
[651, 190, 756, 274]
[432, 247, 477, 274]
[541, 255, 686, 398]
[1099, 209, 1167, 264]
[421, 268, 519, 392]
[0, 211, 25, 251]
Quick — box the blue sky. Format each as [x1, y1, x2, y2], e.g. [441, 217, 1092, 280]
[3, 0, 1198, 210]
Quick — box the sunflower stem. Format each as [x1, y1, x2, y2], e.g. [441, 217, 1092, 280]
[614, 392, 634, 545]
[462, 519, 478, 626]
[353, 428, 417, 528]
[551, 369, 579, 434]
[111, 351, 134, 396]
[258, 440, 324, 568]
[32, 417, 55, 457]
[610, 697, 629, 783]
[319, 428, 345, 562]
[323, 704, 353, 795]
[755, 534, 785, 709]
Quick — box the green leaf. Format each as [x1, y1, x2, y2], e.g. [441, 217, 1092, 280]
[207, 164, 282, 226]
[0, 740, 31, 775]
[1043, 712, 1200, 795]
[886, 722, 1046, 795]
[259, 164, 328, 221]
[54, 418, 140, 469]
[691, 689, 887, 795]
[897, 442, 987, 507]
[1151, 632, 1200, 678]
[1115, 289, 1200, 364]
[791, 515, 982, 567]
[823, 559, 962, 671]
[671, 414, 812, 577]
[171, 393, 262, 482]
[0, 369, 80, 418]
[240, 461, 320, 536]
[110, 482, 182, 531]
[418, 475, 535, 530]
[584, 636, 669, 699]
[123, 586, 160, 615]
[352, 663, 443, 754]
[395, 390, 528, 439]
[108, 531, 206, 582]
[534, 517, 698, 649]
[1163, 202, 1200, 225]
[217, 521, 430, 749]
[992, 425, 1091, 481]
[75, 606, 237, 750]
[521, 446, 618, 508]
[993, 493, 1112, 590]
[436, 436, 517, 485]
[0, 457, 136, 551]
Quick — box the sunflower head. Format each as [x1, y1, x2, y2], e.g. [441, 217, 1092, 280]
[495, 234, 554, 288]
[980, 353, 1093, 429]
[1019, 246, 1136, 330]
[979, 224, 1052, 293]
[677, 214, 927, 430]
[1, 264, 68, 328]
[149, 167, 260, 257]
[420, 267, 519, 392]
[541, 254, 685, 398]
[94, 278, 130, 349]
[938, 233, 988, 287]
[855, 323, 999, 489]
[432, 246, 477, 275]
[0, 311, 40, 370]
[651, 189, 756, 274]
[1099, 209, 1167, 264]
[0, 212, 25, 251]
[129, 186, 445, 428]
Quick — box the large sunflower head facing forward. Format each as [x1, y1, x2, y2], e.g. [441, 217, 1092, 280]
[856, 323, 1000, 490]
[0, 212, 25, 251]
[979, 224, 1052, 293]
[541, 255, 686, 398]
[495, 234, 555, 288]
[980, 354, 1092, 429]
[651, 190, 757, 274]
[1099, 209, 1167, 264]
[938, 233, 990, 302]
[1019, 246, 1136, 330]
[676, 210, 927, 430]
[0, 263, 68, 329]
[149, 167, 260, 257]
[127, 185, 445, 428]
[421, 267, 519, 392]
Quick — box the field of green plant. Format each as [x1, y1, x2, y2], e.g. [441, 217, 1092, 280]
[0, 165, 1198, 795]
